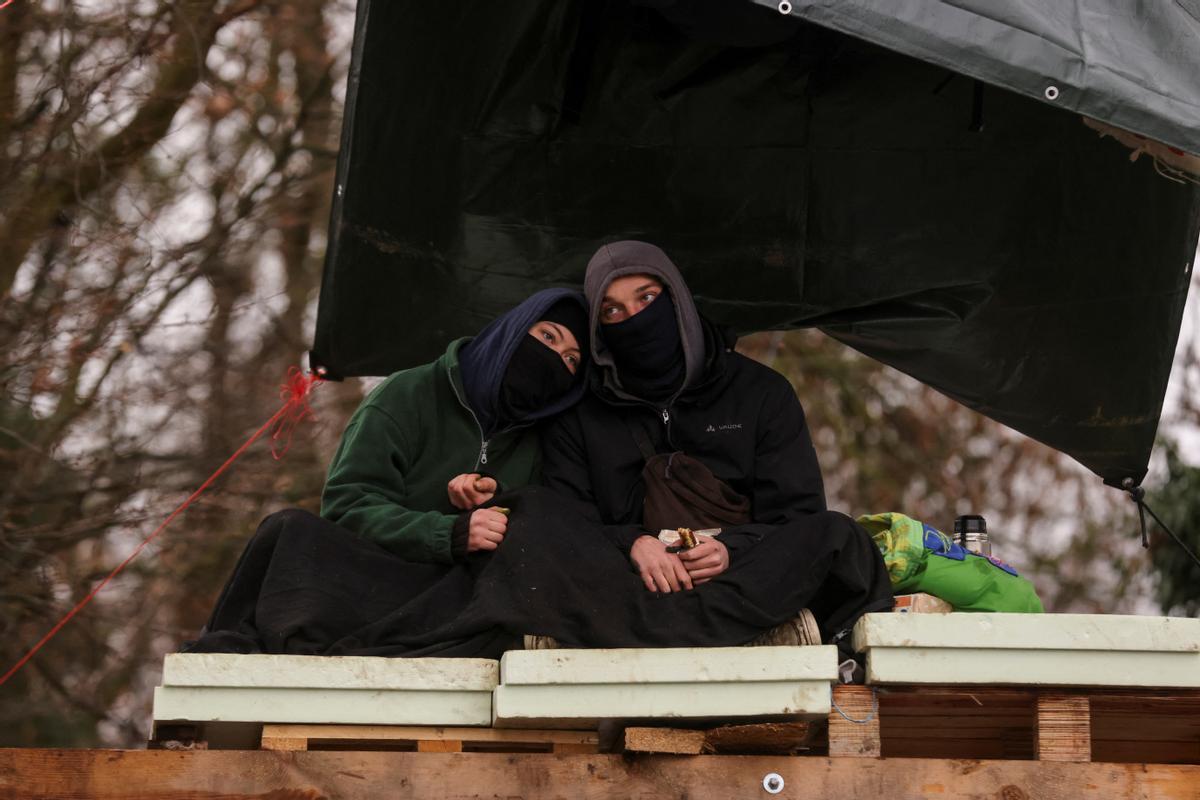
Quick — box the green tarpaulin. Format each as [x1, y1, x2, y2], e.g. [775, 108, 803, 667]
[313, 0, 1200, 487]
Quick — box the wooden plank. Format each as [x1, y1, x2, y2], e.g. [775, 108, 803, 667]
[416, 740, 462, 753]
[1035, 695, 1091, 762]
[621, 727, 707, 754]
[828, 686, 881, 758]
[704, 721, 821, 755]
[258, 724, 599, 753]
[259, 736, 307, 752]
[4, 750, 1200, 800]
[258, 724, 598, 746]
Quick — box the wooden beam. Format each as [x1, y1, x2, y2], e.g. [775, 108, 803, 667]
[621, 727, 707, 754]
[828, 685, 881, 758]
[3, 750, 1199, 800]
[259, 735, 308, 752]
[416, 740, 462, 753]
[704, 721, 820, 755]
[621, 722, 822, 756]
[1036, 694, 1091, 762]
[259, 724, 597, 746]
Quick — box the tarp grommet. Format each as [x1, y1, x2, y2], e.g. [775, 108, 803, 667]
[1044, 85, 1060, 101]
[777, 1, 792, 14]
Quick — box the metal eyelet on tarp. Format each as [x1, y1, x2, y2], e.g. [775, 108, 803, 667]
[1044, 85, 1060, 101]
[777, 1, 792, 14]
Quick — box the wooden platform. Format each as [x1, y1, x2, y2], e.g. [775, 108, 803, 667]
[4, 749, 1198, 800]
[150, 682, 1200, 767]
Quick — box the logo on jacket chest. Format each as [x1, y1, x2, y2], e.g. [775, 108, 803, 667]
[704, 423, 743, 433]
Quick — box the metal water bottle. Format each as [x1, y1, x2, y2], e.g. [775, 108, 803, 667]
[955, 514, 991, 557]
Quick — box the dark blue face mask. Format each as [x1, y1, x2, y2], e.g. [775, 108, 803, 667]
[599, 289, 685, 402]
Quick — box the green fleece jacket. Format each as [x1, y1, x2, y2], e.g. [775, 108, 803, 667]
[321, 339, 541, 564]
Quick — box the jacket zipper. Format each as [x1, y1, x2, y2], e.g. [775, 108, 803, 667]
[447, 370, 491, 470]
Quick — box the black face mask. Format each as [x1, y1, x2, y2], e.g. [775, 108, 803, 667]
[497, 334, 577, 424]
[599, 290, 685, 402]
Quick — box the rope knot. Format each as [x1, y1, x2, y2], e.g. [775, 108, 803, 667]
[270, 367, 325, 458]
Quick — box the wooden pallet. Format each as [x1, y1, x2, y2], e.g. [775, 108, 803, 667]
[833, 685, 1200, 764]
[617, 685, 1200, 765]
[258, 724, 599, 754]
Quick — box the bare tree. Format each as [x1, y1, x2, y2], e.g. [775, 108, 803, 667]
[0, 0, 360, 747]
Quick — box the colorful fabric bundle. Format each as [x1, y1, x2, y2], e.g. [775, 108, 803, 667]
[857, 512, 1044, 613]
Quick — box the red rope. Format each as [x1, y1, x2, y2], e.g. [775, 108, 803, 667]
[0, 367, 324, 688]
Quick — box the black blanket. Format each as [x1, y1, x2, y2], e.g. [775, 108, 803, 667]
[184, 488, 892, 658]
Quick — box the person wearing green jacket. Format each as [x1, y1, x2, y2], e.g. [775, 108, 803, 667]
[183, 287, 589, 655]
[321, 287, 591, 563]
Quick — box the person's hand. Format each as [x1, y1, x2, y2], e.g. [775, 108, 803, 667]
[678, 538, 729, 585]
[447, 473, 498, 510]
[630, 535, 693, 593]
[467, 508, 508, 553]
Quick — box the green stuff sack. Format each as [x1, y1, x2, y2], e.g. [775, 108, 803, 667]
[857, 512, 1044, 613]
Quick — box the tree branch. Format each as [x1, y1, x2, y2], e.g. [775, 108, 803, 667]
[0, 0, 266, 297]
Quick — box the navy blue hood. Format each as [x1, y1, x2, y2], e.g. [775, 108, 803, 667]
[459, 287, 588, 436]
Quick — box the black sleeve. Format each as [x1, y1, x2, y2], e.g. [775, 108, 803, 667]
[719, 372, 827, 558]
[751, 372, 827, 520]
[541, 411, 646, 556]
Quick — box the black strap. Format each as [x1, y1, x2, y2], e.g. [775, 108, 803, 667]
[623, 416, 658, 462]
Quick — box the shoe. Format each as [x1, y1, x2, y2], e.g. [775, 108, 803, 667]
[523, 634, 561, 649]
[746, 609, 821, 647]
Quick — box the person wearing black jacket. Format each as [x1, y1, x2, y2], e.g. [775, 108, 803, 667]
[539, 240, 893, 648]
[179, 244, 891, 658]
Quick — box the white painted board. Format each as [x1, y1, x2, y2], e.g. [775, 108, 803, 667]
[852, 613, 1200, 653]
[161, 653, 498, 691]
[864, 647, 1200, 688]
[501, 646, 839, 685]
[153, 685, 494, 726]
[493, 680, 831, 728]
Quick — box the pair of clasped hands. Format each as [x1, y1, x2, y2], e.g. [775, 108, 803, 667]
[445, 473, 730, 591]
[446, 473, 506, 554]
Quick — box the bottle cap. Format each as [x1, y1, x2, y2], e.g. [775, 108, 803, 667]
[954, 515, 987, 534]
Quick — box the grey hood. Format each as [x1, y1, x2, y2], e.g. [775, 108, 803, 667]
[583, 240, 706, 402]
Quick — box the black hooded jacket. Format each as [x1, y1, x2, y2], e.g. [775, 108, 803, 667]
[542, 242, 826, 559]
